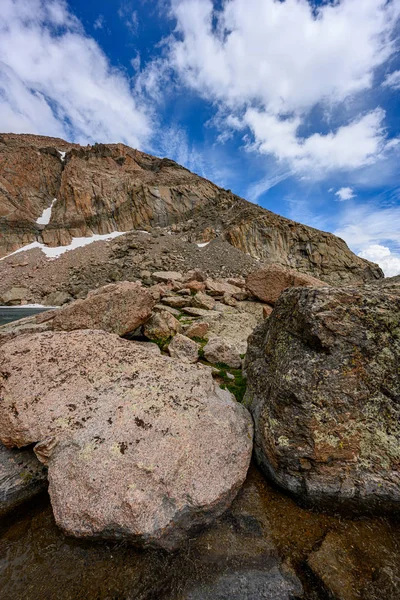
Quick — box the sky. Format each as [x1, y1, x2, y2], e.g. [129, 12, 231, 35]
[1, 0, 400, 276]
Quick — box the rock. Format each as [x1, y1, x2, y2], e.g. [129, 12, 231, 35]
[222, 293, 237, 307]
[52, 282, 155, 336]
[182, 307, 214, 318]
[1, 286, 29, 306]
[0, 312, 54, 345]
[154, 304, 181, 317]
[246, 264, 327, 305]
[152, 271, 183, 283]
[263, 305, 274, 319]
[192, 292, 215, 311]
[0, 443, 48, 517]
[168, 334, 200, 364]
[244, 283, 400, 512]
[183, 269, 207, 283]
[204, 309, 259, 356]
[205, 279, 242, 296]
[227, 277, 246, 289]
[204, 336, 242, 369]
[42, 291, 72, 306]
[233, 291, 248, 301]
[0, 330, 253, 550]
[161, 295, 189, 309]
[185, 322, 210, 339]
[185, 280, 206, 293]
[143, 310, 182, 341]
[308, 526, 400, 600]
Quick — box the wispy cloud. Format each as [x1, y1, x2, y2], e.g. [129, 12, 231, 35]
[335, 187, 356, 201]
[0, 0, 151, 147]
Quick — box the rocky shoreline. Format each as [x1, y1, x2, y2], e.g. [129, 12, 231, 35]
[0, 265, 399, 599]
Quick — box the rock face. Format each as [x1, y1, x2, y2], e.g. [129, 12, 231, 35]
[0, 133, 383, 287]
[244, 282, 400, 513]
[0, 443, 47, 516]
[246, 264, 327, 305]
[0, 330, 253, 549]
[52, 281, 155, 336]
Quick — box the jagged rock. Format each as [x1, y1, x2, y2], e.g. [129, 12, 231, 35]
[0, 286, 29, 306]
[183, 269, 207, 283]
[52, 282, 155, 336]
[206, 279, 242, 296]
[185, 322, 210, 339]
[244, 283, 400, 512]
[246, 264, 327, 305]
[227, 277, 246, 289]
[152, 271, 183, 283]
[204, 336, 242, 369]
[161, 296, 190, 309]
[0, 330, 253, 550]
[222, 293, 237, 307]
[0, 443, 47, 516]
[143, 310, 182, 341]
[192, 292, 215, 311]
[168, 334, 200, 364]
[185, 280, 206, 293]
[154, 304, 181, 317]
[182, 307, 214, 318]
[233, 291, 248, 301]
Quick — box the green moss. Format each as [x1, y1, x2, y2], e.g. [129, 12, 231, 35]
[153, 337, 171, 352]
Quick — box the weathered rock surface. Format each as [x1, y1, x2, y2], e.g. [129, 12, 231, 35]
[168, 334, 200, 364]
[52, 281, 155, 336]
[0, 443, 47, 516]
[245, 283, 400, 512]
[1, 134, 383, 289]
[185, 322, 210, 339]
[192, 292, 215, 311]
[0, 330, 253, 549]
[204, 336, 242, 369]
[246, 264, 327, 305]
[143, 310, 182, 341]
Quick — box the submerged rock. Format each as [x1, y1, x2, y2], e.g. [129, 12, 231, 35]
[245, 283, 400, 513]
[53, 281, 155, 336]
[0, 330, 253, 550]
[0, 443, 47, 516]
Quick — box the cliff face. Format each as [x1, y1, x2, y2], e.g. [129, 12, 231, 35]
[0, 133, 383, 284]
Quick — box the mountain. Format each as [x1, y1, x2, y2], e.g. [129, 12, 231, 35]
[0, 133, 383, 286]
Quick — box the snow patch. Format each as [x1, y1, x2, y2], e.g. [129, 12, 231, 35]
[1, 231, 126, 261]
[36, 198, 57, 225]
[58, 150, 66, 162]
[197, 242, 210, 248]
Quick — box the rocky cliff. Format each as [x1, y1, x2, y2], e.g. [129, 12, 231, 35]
[0, 133, 383, 285]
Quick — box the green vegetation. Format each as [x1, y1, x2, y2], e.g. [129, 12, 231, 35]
[153, 337, 171, 352]
[217, 367, 247, 403]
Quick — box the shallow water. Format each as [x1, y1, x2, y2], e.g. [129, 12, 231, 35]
[1, 464, 399, 600]
[0, 306, 52, 326]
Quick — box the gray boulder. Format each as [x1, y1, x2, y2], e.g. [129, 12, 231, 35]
[245, 282, 400, 513]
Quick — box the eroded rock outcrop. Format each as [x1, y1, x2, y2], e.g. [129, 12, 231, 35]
[0, 134, 383, 288]
[244, 281, 400, 513]
[0, 330, 253, 550]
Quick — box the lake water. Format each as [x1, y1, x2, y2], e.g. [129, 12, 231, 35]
[0, 306, 53, 326]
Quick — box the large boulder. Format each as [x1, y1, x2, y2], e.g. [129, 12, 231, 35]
[204, 336, 242, 369]
[244, 283, 400, 513]
[0, 330, 253, 550]
[246, 265, 327, 305]
[52, 281, 155, 336]
[0, 443, 47, 516]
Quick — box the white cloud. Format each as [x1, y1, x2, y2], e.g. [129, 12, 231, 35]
[359, 244, 400, 277]
[0, 0, 151, 147]
[335, 187, 356, 201]
[94, 14, 105, 30]
[382, 69, 400, 90]
[118, 2, 139, 35]
[335, 204, 400, 276]
[158, 0, 400, 174]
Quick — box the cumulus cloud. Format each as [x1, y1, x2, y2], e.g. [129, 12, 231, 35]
[359, 244, 400, 277]
[335, 187, 356, 201]
[0, 0, 151, 147]
[158, 0, 400, 174]
[335, 204, 400, 276]
[383, 69, 400, 90]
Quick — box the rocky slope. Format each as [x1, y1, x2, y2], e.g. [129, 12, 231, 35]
[0, 133, 383, 286]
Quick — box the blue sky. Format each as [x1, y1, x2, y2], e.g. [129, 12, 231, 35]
[1, 0, 400, 275]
